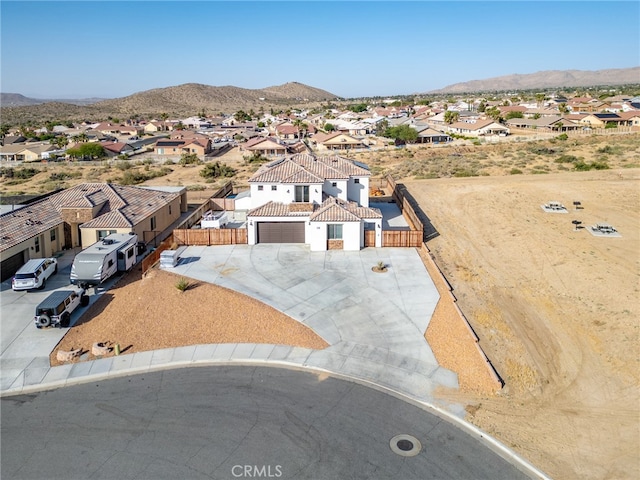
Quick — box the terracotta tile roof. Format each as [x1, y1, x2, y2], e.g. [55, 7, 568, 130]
[249, 153, 370, 184]
[310, 197, 382, 222]
[0, 183, 180, 252]
[247, 201, 314, 217]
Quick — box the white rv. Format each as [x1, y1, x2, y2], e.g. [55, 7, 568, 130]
[70, 233, 138, 288]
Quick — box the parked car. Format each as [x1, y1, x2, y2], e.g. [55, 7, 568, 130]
[34, 288, 89, 329]
[12, 258, 58, 291]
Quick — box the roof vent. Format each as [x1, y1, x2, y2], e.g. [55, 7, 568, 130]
[102, 239, 115, 245]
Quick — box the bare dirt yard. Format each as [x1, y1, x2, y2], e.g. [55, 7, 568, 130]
[51, 268, 329, 366]
[404, 168, 640, 480]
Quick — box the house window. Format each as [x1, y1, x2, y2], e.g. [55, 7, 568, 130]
[258, 185, 264, 191]
[331, 182, 337, 187]
[151, 216, 157, 230]
[295, 185, 309, 202]
[50, 229, 56, 241]
[271, 185, 277, 191]
[168, 205, 172, 215]
[97, 230, 116, 240]
[327, 224, 343, 239]
[354, 178, 360, 184]
[34, 236, 40, 253]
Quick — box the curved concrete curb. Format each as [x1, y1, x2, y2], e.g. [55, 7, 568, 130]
[1, 353, 550, 480]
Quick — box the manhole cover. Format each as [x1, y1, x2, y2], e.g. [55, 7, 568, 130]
[390, 434, 422, 457]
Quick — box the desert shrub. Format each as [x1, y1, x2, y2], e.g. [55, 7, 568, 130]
[49, 171, 82, 181]
[453, 169, 478, 178]
[531, 170, 549, 174]
[115, 161, 132, 171]
[556, 134, 568, 141]
[555, 154, 579, 163]
[529, 146, 555, 155]
[5, 167, 40, 179]
[572, 160, 609, 172]
[186, 184, 205, 191]
[175, 277, 190, 292]
[510, 168, 523, 175]
[243, 152, 269, 165]
[164, 159, 175, 165]
[200, 162, 236, 179]
[179, 153, 201, 166]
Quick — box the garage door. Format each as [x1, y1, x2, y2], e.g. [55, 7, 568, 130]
[257, 222, 305, 243]
[1, 250, 25, 282]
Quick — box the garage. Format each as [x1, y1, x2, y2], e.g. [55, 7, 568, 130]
[1, 250, 26, 282]
[257, 222, 305, 243]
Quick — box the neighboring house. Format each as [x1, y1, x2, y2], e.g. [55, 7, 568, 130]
[505, 116, 582, 131]
[617, 111, 640, 127]
[242, 136, 289, 157]
[154, 137, 212, 156]
[0, 183, 187, 282]
[101, 142, 136, 157]
[412, 125, 452, 144]
[311, 132, 367, 151]
[579, 113, 625, 128]
[144, 121, 172, 133]
[2, 135, 27, 146]
[244, 154, 382, 251]
[0, 142, 57, 162]
[446, 119, 509, 136]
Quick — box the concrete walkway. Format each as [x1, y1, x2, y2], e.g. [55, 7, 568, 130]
[165, 244, 460, 413]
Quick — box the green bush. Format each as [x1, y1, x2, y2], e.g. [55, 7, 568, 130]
[557, 133, 568, 141]
[175, 277, 190, 292]
[555, 154, 579, 164]
[200, 162, 236, 179]
[509, 168, 523, 175]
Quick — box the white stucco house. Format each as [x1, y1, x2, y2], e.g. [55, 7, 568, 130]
[244, 154, 382, 250]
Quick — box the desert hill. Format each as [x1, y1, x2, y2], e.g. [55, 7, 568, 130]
[430, 67, 640, 94]
[0, 82, 338, 124]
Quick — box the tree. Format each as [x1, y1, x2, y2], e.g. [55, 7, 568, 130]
[160, 113, 169, 122]
[234, 110, 251, 122]
[485, 107, 502, 122]
[383, 125, 418, 144]
[558, 103, 569, 114]
[505, 111, 524, 120]
[324, 123, 335, 132]
[52, 136, 69, 149]
[535, 93, 546, 107]
[179, 152, 200, 166]
[444, 111, 460, 124]
[66, 142, 105, 160]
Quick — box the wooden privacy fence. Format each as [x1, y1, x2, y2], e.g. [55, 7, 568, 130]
[173, 228, 247, 245]
[383, 230, 422, 247]
[141, 236, 174, 273]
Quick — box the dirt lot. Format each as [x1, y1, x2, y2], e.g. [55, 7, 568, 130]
[404, 168, 640, 480]
[51, 268, 329, 365]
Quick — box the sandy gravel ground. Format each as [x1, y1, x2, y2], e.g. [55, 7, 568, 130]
[51, 268, 328, 366]
[404, 169, 640, 480]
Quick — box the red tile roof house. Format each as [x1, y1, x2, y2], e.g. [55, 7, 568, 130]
[241, 136, 290, 157]
[310, 132, 367, 151]
[244, 154, 382, 250]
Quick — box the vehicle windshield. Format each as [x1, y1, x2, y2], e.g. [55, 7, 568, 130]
[15, 273, 36, 279]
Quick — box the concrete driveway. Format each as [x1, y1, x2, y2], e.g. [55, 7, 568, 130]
[168, 244, 460, 413]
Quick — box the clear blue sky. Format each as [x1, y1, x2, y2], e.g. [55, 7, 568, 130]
[1, 1, 638, 99]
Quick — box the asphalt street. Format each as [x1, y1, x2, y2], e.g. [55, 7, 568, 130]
[1, 366, 531, 480]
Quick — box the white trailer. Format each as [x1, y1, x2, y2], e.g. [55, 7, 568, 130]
[70, 233, 138, 288]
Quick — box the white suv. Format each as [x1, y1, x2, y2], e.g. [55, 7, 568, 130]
[12, 258, 58, 291]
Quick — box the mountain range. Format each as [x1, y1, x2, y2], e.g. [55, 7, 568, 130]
[1, 68, 638, 124]
[429, 67, 640, 94]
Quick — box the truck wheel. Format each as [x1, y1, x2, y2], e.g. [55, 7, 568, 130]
[54, 265, 58, 274]
[60, 312, 71, 328]
[81, 295, 90, 307]
[37, 315, 51, 328]
[39, 279, 46, 290]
